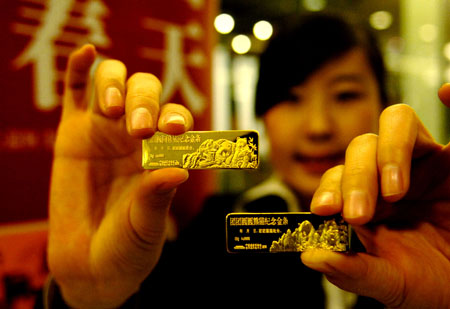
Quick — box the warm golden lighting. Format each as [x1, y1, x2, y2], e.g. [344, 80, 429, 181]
[231, 34, 251, 54]
[253, 20, 273, 41]
[214, 13, 235, 34]
[419, 24, 437, 42]
[444, 42, 450, 61]
[369, 11, 393, 30]
[302, 0, 326, 11]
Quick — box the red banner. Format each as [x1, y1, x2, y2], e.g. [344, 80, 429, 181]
[0, 0, 217, 306]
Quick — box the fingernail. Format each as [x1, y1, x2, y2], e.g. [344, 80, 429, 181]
[345, 190, 368, 220]
[381, 164, 403, 197]
[311, 191, 339, 214]
[314, 191, 337, 207]
[131, 107, 152, 130]
[105, 87, 122, 109]
[165, 113, 186, 126]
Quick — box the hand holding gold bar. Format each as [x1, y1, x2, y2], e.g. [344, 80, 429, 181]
[142, 130, 259, 170]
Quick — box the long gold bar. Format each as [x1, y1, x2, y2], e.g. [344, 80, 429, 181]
[226, 213, 351, 253]
[142, 130, 259, 170]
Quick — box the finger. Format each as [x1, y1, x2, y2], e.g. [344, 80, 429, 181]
[310, 165, 344, 216]
[158, 103, 194, 135]
[377, 104, 438, 202]
[125, 73, 162, 138]
[94, 59, 127, 118]
[438, 83, 450, 108]
[63, 44, 97, 111]
[341, 134, 379, 225]
[301, 249, 403, 308]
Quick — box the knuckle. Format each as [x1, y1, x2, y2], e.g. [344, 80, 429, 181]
[322, 164, 344, 179]
[127, 73, 162, 100]
[345, 134, 378, 178]
[161, 102, 181, 110]
[129, 72, 162, 88]
[96, 60, 126, 86]
[319, 164, 344, 185]
[162, 103, 189, 115]
[380, 103, 415, 121]
[97, 59, 124, 77]
[99, 58, 125, 69]
[349, 133, 378, 148]
[126, 94, 160, 113]
[346, 164, 368, 177]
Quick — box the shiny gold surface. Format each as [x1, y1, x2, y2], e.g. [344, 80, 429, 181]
[226, 213, 350, 253]
[269, 218, 348, 252]
[142, 130, 259, 169]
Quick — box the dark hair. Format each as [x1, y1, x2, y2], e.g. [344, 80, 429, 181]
[255, 13, 388, 117]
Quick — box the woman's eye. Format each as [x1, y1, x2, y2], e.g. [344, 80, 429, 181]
[335, 91, 363, 102]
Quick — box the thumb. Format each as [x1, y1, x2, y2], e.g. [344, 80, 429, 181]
[86, 168, 189, 305]
[301, 249, 404, 307]
[104, 168, 188, 277]
[129, 168, 189, 247]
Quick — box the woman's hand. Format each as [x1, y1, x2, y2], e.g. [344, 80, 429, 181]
[47, 44, 194, 308]
[302, 85, 450, 308]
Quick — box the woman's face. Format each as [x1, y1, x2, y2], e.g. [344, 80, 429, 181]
[264, 48, 383, 198]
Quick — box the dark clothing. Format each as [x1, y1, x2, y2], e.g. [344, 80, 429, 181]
[129, 194, 326, 307]
[126, 194, 383, 308]
[44, 194, 384, 308]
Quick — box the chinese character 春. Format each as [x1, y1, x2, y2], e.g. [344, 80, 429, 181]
[12, 0, 111, 111]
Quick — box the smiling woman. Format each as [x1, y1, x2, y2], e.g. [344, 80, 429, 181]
[237, 12, 388, 208]
[263, 48, 383, 197]
[229, 14, 390, 307]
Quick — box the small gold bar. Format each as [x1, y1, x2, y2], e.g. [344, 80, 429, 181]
[226, 212, 351, 253]
[142, 130, 259, 170]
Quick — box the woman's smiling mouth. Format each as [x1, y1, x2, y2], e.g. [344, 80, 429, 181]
[293, 151, 345, 174]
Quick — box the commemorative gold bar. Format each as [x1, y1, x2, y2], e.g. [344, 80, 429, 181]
[226, 212, 351, 253]
[142, 130, 259, 170]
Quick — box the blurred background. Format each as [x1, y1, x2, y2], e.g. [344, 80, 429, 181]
[0, 0, 449, 307]
[213, 0, 450, 197]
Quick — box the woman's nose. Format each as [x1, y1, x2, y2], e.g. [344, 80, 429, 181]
[304, 101, 333, 143]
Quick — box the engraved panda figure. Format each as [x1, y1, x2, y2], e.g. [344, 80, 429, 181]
[231, 137, 257, 168]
